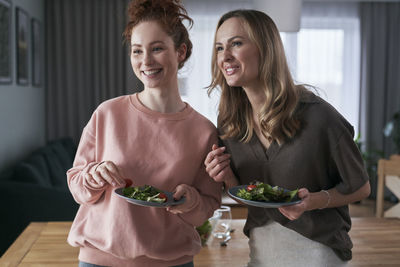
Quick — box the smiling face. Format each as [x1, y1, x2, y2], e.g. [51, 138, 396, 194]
[130, 21, 186, 91]
[215, 17, 262, 90]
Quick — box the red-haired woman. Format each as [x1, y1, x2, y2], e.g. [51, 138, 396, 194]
[67, 1, 221, 266]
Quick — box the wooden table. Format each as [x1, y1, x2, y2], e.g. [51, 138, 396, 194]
[1, 218, 400, 267]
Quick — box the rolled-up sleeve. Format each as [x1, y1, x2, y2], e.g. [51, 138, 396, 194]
[332, 129, 370, 194]
[67, 111, 107, 204]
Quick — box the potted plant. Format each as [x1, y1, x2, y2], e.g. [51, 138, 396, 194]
[354, 134, 383, 200]
[384, 111, 400, 154]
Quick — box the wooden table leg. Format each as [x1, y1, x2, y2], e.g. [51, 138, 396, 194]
[376, 160, 385, 218]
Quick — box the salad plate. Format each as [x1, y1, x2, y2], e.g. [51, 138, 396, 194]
[228, 185, 302, 208]
[114, 187, 185, 208]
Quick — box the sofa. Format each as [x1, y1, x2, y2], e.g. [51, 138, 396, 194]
[0, 138, 80, 256]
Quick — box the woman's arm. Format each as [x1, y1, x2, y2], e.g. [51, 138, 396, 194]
[67, 115, 125, 205]
[204, 144, 239, 189]
[167, 136, 225, 226]
[278, 181, 371, 220]
[167, 166, 223, 227]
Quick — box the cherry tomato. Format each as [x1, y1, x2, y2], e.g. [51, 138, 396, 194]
[124, 179, 133, 188]
[158, 192, 168, 201]
[247, 185, 257, 191]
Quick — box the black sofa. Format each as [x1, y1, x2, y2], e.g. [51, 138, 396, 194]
[0, 138, 79, 256]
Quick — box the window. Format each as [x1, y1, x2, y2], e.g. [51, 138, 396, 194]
[282, 4, 361, 133]
[182, 2, 361, 133]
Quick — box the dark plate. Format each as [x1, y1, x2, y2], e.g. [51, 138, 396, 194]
[114, 187, 185, 208]
[228, 185, 301, 208]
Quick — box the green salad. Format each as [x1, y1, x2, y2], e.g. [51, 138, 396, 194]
[122, 185, 168, 203]
[237, 182, 298, 203]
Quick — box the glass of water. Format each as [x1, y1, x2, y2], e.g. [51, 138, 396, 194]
[212, 205, 232, 239]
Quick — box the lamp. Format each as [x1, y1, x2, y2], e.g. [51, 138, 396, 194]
[253, 0, 303, 32]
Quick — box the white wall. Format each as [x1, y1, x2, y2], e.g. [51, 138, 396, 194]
[0, 0, 45, 172]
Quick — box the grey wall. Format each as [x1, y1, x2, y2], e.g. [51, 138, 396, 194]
[0, 0, 45, 172]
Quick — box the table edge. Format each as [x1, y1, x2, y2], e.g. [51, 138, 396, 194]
[0, 222, 48, 266]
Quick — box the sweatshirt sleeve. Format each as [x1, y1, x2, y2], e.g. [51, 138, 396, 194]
[178, 133, 223, 227]
[67, 111, 108, 205]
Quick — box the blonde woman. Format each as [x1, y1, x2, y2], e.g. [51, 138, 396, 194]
[204, 9, 370, 267]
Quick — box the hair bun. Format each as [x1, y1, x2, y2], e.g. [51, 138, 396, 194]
[127, 0, 192, 30]
[123, 0, 193, 69]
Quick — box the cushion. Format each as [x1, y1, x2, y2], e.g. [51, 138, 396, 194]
[10, 138, 76, 189]
[49, 141, 73, 171]
[59, 138, 77, 160]
[0, 168, 14, 182]
[13, 152, 52, 187]
[41, 146, 67, 188]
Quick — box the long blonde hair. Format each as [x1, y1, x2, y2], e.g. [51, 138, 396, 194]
[208, 10, 306, 144]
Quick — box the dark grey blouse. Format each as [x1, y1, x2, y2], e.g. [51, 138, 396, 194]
[220, 92, 369, 261]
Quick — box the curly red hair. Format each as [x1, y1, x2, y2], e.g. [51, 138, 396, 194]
[123, 0, 193, 69]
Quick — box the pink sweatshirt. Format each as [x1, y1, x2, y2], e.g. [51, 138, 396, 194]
[67, 94, 222, 267]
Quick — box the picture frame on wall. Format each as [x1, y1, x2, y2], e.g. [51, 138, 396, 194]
[0, 0, 12, 84]
[16, 7, 29, 85]
[31, 18, 41, 87]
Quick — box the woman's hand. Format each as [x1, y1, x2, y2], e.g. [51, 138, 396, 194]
[85, 161, 125, 188]
[278, 188, 310, 220]
[167, 184, 197, 214]
[279, 182, 371, 220]
[204, 145, 234, 182]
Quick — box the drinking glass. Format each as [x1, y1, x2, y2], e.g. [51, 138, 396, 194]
[212, 205, 232, 239]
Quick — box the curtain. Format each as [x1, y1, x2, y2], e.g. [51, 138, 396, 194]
[45, 0, 142, 144]
[359, 2, 400, 158]
[359, 2, 400, 200]
[283, 1, 361, 134]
